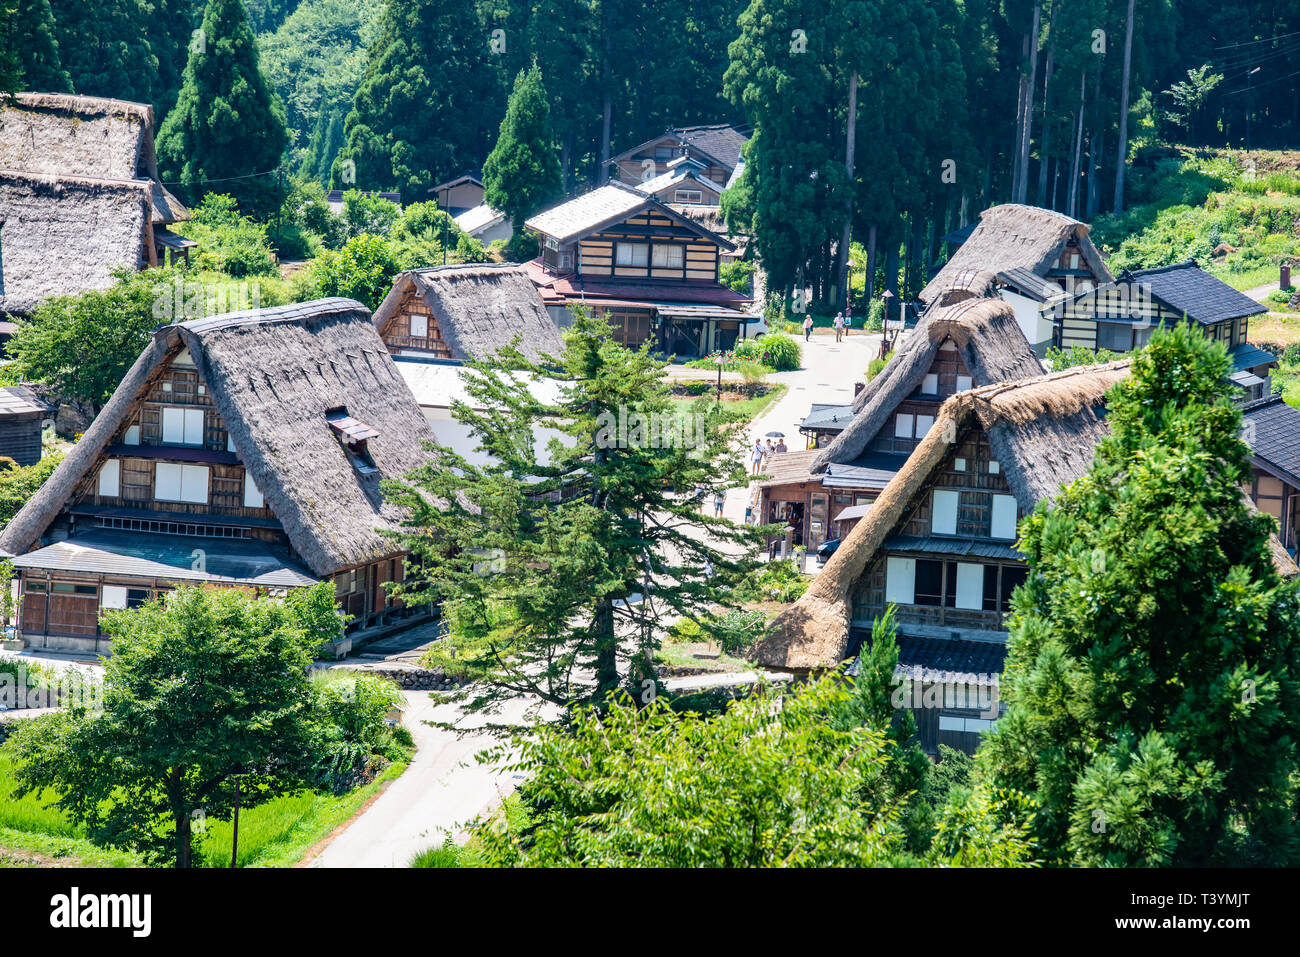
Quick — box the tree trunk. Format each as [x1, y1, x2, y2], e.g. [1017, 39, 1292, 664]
[598, 15, 613, 185]
[864, 223, 877, 305]
[1086, 67, 1103, 218]
[1016, 3, 1042, 204]
[1068, 74, 1086, 217]
[837, 72, 859, 308]
[175, 808, 191, 869]
[1113, 0, 1136, 213]
[1036, 3, 1059, 205]
[1011, 46, 1028, 201]
[592, 598, 618, 698]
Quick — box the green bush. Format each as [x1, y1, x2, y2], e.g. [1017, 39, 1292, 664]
[733, 558, 807, 603]
[667, 617, 706, 643]
[174, 194, 278, 278]
[705, 608, 767, 656]
[1045, 345, 1122, 370]
[719, 260, 755, 295]
[311, 233, 399, 310]
[758, 333, 801, 371]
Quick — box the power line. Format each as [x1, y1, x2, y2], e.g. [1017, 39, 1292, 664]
[1213, 40, 1300, 74]
[160, 166, 284, 187]
[1219, 66, 1300, 96]
[1214, 29, 1300, 50]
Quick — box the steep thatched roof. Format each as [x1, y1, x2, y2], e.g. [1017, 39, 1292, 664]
[0, 170, 152, 315]
[921, 204, 1111, 306]
[372, 263, 566, 362]
[811, 297, 1044, 473]
[0, 299, 440, 576]
[757, 361, 1132, 670]
[0, 92, 189, 225]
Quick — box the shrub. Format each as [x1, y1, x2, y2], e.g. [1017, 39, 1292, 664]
[667, 617, 706, 643]
[719, 260, 755, 295]
[311, 233, 399, 310]
[174, 194, 277, 278]
[733, 558, 807, 603]
[1044, 345, 1122, 370]
[341, 190, 401, 239]
[758, 333, 801, 371]
[705, 608, 767, 656]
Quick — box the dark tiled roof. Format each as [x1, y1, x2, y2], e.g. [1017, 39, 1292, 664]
[1124, 260, 1267, 325]
[997, 266, 1064, 303]
[1243, 396, 1300, 486]
[1229, 342, 1280, 373]
[883, 535, 1023, 561]
[896, 635, 1007, 686]
[675, 125, 749, 171]
[801, 403, 855, 431]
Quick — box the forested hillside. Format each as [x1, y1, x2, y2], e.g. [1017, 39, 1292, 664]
[2, 0, 1299, 304]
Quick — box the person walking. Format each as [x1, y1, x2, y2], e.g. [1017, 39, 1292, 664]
[803, 314, 813, 341]
[751, 438, 765, 476]
[844, 304, 853, 335]
[713, 488, 726, 517]
[833, 312, 844, 342]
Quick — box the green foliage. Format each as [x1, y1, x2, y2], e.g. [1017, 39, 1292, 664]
[6, 585, 331, 867]
[310, 669, 405, 792]
[979, 325, 1300, 866]
[472, 655, 1030, 866]
[5, 267, 187, 407]
[1045, 345, 1123, 370]
[174, 193, 278, 277]
[310, 232, 398, 310]
[340, 189, 400, 239]
[483, 64, 562, 229]
[334, 0, 503, 193]
[1, 0, 69, 93]
[0, 454, 62, 530]
[732, 558, 807, 603]
[719, 260, 755, 296]
[703, 608, 766, 656]
[385, 307, 766, 711]
[756, 332, 801, 372]
[157, 0, 288, 217]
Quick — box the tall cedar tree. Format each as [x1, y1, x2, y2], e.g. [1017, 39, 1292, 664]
[482, 63, 562, 232]
[8, 585, 341, 867]
[979, 325, 1300, 866]
[2, 0, 70, 93]
[332, 0, 503, 193]
[0, 0, 20, 96]
[158, 0, 288, 217]
[384, 309, 765, 713]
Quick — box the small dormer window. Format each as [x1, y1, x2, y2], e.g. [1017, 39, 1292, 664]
[326, 408, 380, 475]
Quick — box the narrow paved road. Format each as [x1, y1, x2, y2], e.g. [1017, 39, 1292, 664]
[307, 690, 551, 868]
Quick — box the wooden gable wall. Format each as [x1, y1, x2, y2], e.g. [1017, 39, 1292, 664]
[577, 209, 719, 282]
[1056, 291, 1249, 352]
[868, 341, 974, 457]
[68, 350, 285, 544]
[379, 286, 454, 358]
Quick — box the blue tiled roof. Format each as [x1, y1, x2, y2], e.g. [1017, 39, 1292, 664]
[1244, 395, 1300, 486]
[1230, 342, 1280, 373]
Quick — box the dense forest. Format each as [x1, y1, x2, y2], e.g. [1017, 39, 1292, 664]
[2, 0, 1298, 305]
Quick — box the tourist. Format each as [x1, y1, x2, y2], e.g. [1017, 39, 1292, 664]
[751, 438, 765, 476]
[713, 488, 725, 516]
[803, 314, 813, 341]
[775, 437, 788, 453]
[833, 312, 844, 342]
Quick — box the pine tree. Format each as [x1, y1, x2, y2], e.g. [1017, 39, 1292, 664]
[0, 0, 21, 96]
[333, 0, 505, 194]
[157, 0, 288, 217]
[384, 309, 766, 710]
[482, 64, 561, 231]
[979, 325, 1300, 866]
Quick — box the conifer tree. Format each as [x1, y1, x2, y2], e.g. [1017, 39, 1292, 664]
[482, 63, 561, 232]
[2, 0, 70, 93]
[158, 0, 288, 216]
[979, 325, 1300, 866]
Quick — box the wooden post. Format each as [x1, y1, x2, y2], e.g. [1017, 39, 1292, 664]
[230, 776, 240, 869]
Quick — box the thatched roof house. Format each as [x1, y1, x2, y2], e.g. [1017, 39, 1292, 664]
[812, 297, 1045, 473]
[758, 358, 1298, 675]
[0, 298, 438, 652]
[0, 92, 192, 317]
[372, 263, 566, 362]
[922, 204, 1111, 307]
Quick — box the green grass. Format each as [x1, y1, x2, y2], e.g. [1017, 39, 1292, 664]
[668, 383, 787, 426]
[0, 740, 408, 868]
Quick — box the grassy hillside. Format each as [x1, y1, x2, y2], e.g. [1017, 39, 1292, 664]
[1091, 148, 1300, 292]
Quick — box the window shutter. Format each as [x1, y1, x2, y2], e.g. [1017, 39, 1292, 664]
[956, 374, 973, 391]
[155, 463, 182, 501]
[180, 465, 209, 504]
[885, 557, 915, 605]
[922, 373, 938, 394]
[184, 408, 205, 445]
[161, 407, 184, 443]
[410, 313, 428, 338]
[101, 585, 128, 610]
[244, 472, 264, 509]
[932, 489, 959, 535]
[98, 459, 120, 497]
[915, 415, 935, 438]
[894, 414, 914, 439]
[991, 494, 1018, 539]
[124, 425, 140, 446]
[955, 562, 983, 610]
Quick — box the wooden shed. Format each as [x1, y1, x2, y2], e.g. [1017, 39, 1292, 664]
[0, 386, 51, 466]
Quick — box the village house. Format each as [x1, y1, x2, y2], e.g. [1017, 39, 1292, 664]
[1242, 394, 1300, 555]
[1050, 259, 1276, 389]
[371, 263, 566, 362]
[611, 124, 749, 198]
[430, 172, 485, 216]
[922, 204, 1114, 355]
[0, 92, 193, 320]
[454, 203, 512, 245]
[755, 361, 1299, 755]
[635, 154, 727, 206]
[0, 386, 53, 466]
[0, 299, 438, 654]
[523, 182, 755, 357]
[757, 297, 1043, 561]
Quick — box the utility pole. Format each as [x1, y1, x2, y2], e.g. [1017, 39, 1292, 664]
[1247, 66, 1261, 149]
